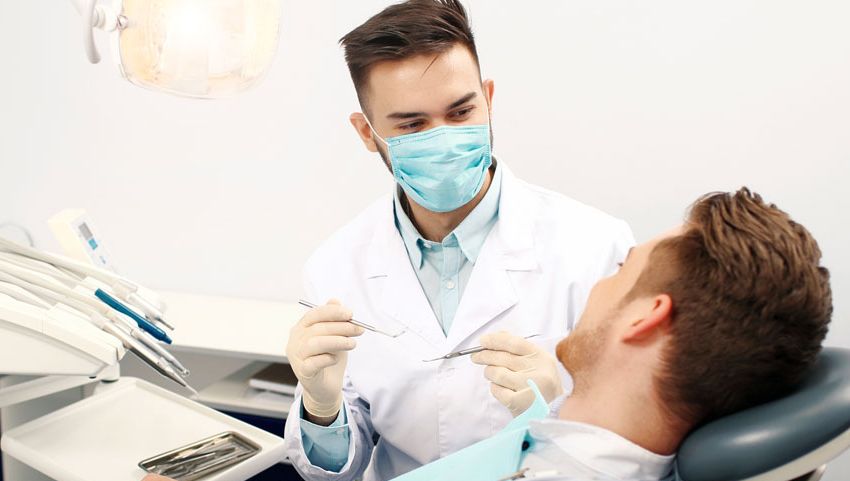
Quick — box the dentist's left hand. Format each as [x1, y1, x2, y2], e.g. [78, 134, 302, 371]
[471, 331, 564, 416]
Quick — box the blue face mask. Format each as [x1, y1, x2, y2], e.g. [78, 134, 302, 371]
[367, 119, 493, 213]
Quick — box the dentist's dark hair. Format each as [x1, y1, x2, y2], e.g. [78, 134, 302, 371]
[339, 0, 480, 109]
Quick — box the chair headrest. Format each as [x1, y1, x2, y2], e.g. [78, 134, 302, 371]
[676, 347, 850, 481]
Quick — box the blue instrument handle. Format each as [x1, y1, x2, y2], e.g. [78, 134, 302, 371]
[95, 288, 172, 344]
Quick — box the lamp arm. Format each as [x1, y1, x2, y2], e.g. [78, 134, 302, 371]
[68, 0, 124, 64]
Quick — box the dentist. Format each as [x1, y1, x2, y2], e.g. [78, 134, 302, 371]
[283, 1, 634, 480]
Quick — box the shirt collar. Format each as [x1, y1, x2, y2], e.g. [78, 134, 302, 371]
[527, 418, 676, 481]
[393, 161, 502, 268]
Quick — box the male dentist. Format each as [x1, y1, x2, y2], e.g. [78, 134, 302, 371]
[283, 1, 634, 480]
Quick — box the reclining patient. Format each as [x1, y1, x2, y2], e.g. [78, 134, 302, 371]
[142, 188, 832, 481]
[400, 187, 833, 481]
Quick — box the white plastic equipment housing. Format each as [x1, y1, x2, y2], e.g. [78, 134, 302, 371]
[0, 293, 124, 377]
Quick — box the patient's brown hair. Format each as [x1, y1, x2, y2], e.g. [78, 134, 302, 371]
[633, 188, 832, 426]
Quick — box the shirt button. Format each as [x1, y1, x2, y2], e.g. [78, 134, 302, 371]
[445, 280, 456, 289]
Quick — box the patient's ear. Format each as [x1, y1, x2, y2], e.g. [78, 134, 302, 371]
[622, 294, 672, 342]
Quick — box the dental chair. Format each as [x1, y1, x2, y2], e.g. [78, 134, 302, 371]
[676, 347, 850, 481]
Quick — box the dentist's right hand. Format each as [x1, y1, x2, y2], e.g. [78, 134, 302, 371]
[286, 299, 365, 425]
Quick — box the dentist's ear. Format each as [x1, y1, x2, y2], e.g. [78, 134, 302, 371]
[621, 294, 673, 343]
[482, 79, 495, 114]
[350, 112, 379, 152]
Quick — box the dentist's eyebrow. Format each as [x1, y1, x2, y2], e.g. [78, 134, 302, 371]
[446, 92, 477, 111]
[387, 112, 428, 120]
[385, 92, 477, 120]
[386, 110, 427, 120]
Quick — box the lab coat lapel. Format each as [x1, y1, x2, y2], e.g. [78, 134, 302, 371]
[446, 164, 539, 351]
[365, 199, 446, 348]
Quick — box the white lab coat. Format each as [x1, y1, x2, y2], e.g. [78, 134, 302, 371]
[284, 164, 634, 481]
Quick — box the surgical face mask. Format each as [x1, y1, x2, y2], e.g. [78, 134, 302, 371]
[365, 118, 493, 213]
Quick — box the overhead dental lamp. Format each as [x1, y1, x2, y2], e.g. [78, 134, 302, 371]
[69, 0, 282, 98]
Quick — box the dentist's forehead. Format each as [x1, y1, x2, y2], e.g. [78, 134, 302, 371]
[365, 44, 482, 115]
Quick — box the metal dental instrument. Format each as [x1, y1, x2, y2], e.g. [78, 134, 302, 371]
[159, 447, 238, 476]
[422, 334, 542, 362]
[298, 300, 405, 338]
[139, 432, 260, 481]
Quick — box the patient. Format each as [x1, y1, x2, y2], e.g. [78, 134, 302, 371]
[141, 188, 832, 481]
[468, 187, 833, 480]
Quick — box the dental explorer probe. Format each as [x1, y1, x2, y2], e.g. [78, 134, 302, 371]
[0, 270, 194, 392]
[0, 237, 176, 330]
[298, 300, 405, 338]
[422, 334, 542, 362]
[0, 259, 188, 375]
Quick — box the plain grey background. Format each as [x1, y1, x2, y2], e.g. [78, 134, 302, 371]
[1, 0, 849, 479]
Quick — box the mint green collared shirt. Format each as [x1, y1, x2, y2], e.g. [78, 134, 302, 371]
[394, 163, 502, 335]
[298, 163, 503, 471]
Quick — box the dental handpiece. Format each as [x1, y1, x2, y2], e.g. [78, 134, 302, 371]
[126, 291, 175, 331]
[0, 237, 176, 331]
[92, 289, 188, 375]
[84, 313, 193, 393]
[0, 270, 195, 394]
[111, 314, 190, 376]
[102, 319, 197, 395]
[0, 262, 188, 376]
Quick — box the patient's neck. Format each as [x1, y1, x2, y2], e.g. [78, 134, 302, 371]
[558, 381, 686, 456]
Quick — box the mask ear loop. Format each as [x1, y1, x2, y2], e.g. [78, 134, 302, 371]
[361, 113, 389, 147]
[361, 113, 397, 178]
[485, 102, 494, 166]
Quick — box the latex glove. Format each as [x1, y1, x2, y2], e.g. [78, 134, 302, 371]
[286, 299, 364, 420]
[471, 331, 564, 416]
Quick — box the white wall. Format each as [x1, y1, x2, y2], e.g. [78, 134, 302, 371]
[1, 0, 849, 477]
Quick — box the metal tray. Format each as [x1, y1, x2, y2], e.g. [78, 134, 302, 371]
[139, 431, 261, 481]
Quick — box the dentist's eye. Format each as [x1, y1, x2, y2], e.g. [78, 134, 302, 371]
[399, 121, 424, 131]
[616, 262, 624, 269]
[450, 106, 474, 120]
